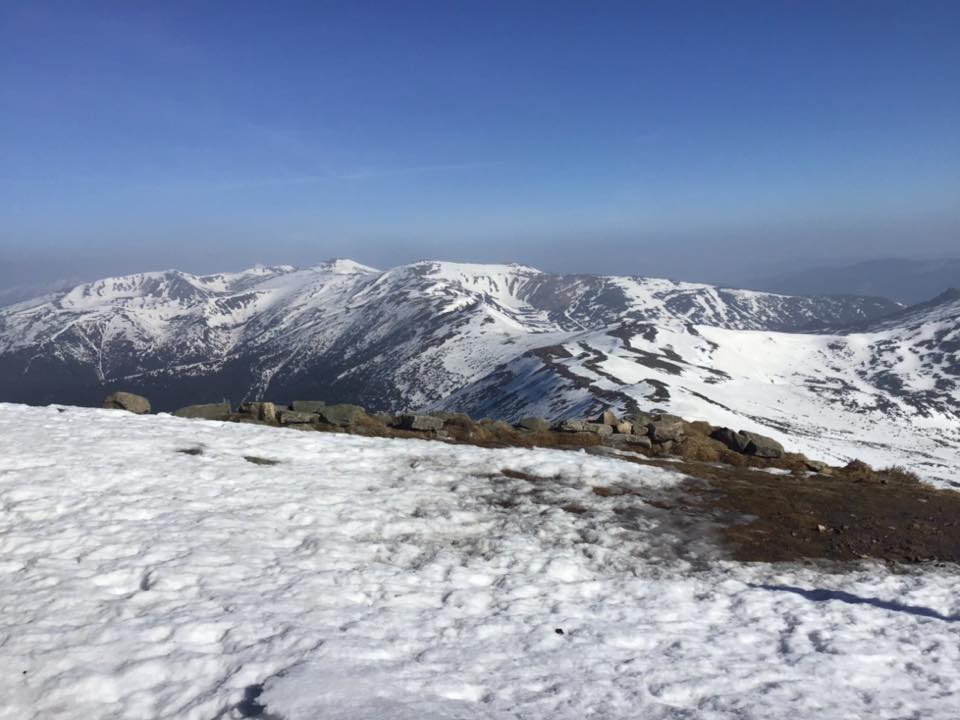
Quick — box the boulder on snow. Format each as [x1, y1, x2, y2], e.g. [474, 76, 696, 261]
[103, 392, 151, 414]
[516, 417, 551, 432]
[397, 414, 445, 432]
[173, 402, 232, 421]
[318, 404, 367, 427]
[291, 400, 326, 413]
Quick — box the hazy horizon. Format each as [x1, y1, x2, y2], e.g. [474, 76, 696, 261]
[2, 1, 958, 297]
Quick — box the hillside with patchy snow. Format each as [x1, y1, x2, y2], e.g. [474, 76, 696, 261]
[1, 404, 958, 719]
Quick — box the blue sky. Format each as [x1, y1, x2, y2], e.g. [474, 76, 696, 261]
[1, 0, 958, 288]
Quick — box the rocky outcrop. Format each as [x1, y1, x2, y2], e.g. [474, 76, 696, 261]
[516, 417, 551, 432]
[277, 409, 317, 425]
[103, 392, 151, 414]
[397, 414, 444, 431]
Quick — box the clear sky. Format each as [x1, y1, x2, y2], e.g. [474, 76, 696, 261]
[1, 0, 958, 292]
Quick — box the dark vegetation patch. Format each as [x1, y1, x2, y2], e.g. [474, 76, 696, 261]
[176, 447, 204, 456]
[243, 455, 281, 466]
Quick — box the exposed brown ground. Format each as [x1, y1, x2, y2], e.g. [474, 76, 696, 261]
[596, 452, 960, 564]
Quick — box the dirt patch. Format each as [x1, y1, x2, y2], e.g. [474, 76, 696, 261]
[598, 450, 960, 564]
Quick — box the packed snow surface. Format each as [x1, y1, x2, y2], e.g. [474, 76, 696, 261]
[1, 404, 959, 719]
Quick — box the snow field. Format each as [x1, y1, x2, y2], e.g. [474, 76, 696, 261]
[1, 404, 958, 719]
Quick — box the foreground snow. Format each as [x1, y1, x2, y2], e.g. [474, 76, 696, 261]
[1, 404, 958, 719]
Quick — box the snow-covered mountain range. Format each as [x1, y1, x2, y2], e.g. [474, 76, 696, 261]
[1, 260, 957, 481]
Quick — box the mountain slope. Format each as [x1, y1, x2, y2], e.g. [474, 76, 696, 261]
[0, 260, 900, 411]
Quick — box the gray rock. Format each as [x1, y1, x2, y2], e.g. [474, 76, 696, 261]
[582, 422, 613, 436]
[625, 412, 656, 428]
[516, 417, 551, 432]
[291, 400, 326, 413]
[173, 402, 231, 420]
[103, 391, 151, 414]
[434, 412, 473, 424]
[805, 459, 829, 473]
[597, 409, 619, 426]
[615, 421, 633, 434]
[553, 419, 585, 433]
[318, 404, 367, 427]
[397, 414, 445, 432]
[710, 427, 751, 453]
[740, 431, 785, 459]
[277, 409, 318, 425]
[608, 433, 653, 448]
[648, 418, 685, 443]
[653, 413, 684, 424]
[241, 402, 278, 423]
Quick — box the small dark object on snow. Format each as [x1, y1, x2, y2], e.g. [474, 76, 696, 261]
[555, 628, 564, 635]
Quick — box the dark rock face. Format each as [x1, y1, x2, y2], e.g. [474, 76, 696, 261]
[711, 427, 784, 458]
[711, 427, 751, 453]
[103, 392, 151, 414]
[173, 402, 232, 420]
[397, 414, 444, 431]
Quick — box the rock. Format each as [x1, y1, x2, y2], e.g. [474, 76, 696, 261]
[291, 400, 326, 413]
[615, 421, 633, 434]
[582, 422, 613, 436]
[805, 459, 829, 473]
[479, 419, 516, 434]
[597, 409, 619, 426]
[516, 417, 551, 432]
[173, 402, 231, 420]
[648, 418, 684, 443]
[608, 433, 652, 448]
[373, 412, 397, 426]
[653, 413, 683, 424]
[625, 412, 656, 428]
[241, 402, 278, 423]
[103, 391, 151, 414]
[318, 404, 367, 427]
[740, 431, 785, 459]
[397, 414, 444, 432]
[711, 427, 751, 453]
[553, 419, 585, 433]
[277, 409, 318, 425]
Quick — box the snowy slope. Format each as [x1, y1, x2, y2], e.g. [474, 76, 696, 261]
[442, 292, 960, 485]
[1, 404, 958, 720]
[0, 260, 898, 412]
